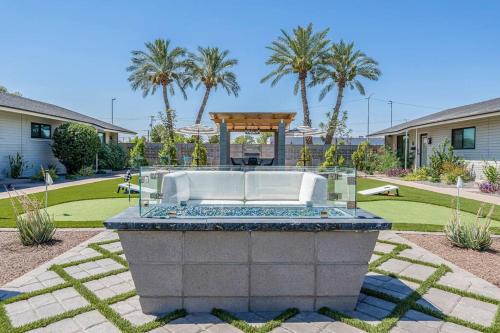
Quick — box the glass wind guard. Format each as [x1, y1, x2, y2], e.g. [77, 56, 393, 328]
[139, 166, 357, 218]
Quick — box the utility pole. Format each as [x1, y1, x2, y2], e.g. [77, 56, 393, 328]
[388, 100, 393, 127]
[111, 98, 116, 124]
[366, 94, 374, 140]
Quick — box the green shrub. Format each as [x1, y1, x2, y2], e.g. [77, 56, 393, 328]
[76, 166, 94, 177]
[296, 146, 313, 167]
[129, 137, 148, 168]
[403, 167, 430, 181]
[8, 152, 29, 178]
[352, 141, 368, 171]
[428, 139, 464, 181]
[482, 161, 500, 184]
[375, 146, 400, 173]
[31, 165, 59, 182]
[445, 204, 493, 251]
[321, 144, 344, 168]
[98, 142, 128, 170]
[159, 139, 178, 165]
[441, 161, 471, 184]
[52, 123, 100, 174]
[191, 141, 208, 166]
[9, 192, 56, 246]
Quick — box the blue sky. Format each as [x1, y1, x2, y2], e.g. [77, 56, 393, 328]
[1, 0, 500, 138]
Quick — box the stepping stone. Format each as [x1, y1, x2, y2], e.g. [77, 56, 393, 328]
[5, 287, 89, 328]
[363, 274, 419, 300]
[64, 258, 124, 280]
[374, 243, 397, 253]
[83, 271, 134, 300]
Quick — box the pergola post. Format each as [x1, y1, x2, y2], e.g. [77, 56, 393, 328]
[277, 120, 286, 166]
[219, 120, 230, 165]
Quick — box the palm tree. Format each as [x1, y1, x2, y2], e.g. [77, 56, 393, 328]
[261, 23, 329, 142]
[312, 40, 381, 144]
[187, 47, 240, 124]
[127, 39, 189, 141]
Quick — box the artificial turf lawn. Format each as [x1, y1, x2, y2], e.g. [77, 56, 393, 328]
[357, 177, 500, 233]
[44, 198, 139, 221]
[0, 177, 138, 228]
[358, 201, 500, 228]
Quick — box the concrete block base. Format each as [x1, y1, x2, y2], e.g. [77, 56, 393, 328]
[118, 230, 379, 314]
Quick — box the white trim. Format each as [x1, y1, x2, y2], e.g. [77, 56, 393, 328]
[0, 105, 122, 134]
[372, 110, 500, 136]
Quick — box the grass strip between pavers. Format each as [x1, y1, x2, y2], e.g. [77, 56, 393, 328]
[212, 307, 299, 333]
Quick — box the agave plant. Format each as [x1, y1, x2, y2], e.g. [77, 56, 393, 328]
[9, 190, 56, 246]
[445, 203, 493, 251]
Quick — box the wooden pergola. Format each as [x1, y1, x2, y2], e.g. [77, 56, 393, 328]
[209, 112, 295, 132]
[209, 112, 296, 166]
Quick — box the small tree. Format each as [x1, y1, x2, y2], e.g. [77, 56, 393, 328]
[158, 139, 178, 165]
[208, 135, 219, 144]
[321, 143, 345, 168]
[52, 123, 100, 174]
[296, 146, 312, 167]
[191, 141, 208, 166]
[351, 141, 369, 171]
[234, 135, 255, 144]
[129, 137, 148, 168]
[256, 132, 273, 144]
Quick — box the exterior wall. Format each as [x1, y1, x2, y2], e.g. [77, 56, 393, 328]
[384, 115, 500, 181]
[0, 110, 65, 178]
[0, 109, 120, 178]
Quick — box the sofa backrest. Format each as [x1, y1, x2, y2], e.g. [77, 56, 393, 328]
[186, 171, 245, 200]
[245, 171, 304, 201]
[161, 170, 327, 204]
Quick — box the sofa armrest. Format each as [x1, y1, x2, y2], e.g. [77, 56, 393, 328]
[161, 171, 190, 204]
[299, 173, 327, 204]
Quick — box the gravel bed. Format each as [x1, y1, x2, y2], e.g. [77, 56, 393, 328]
[400, 233, 500, 287]
[0, 230, 99, 285]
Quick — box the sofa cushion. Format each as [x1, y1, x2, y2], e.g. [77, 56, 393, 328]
[162, 171, 190, 204]
[245, 171, 304, 201]
[299, 172, 328, 204]
[186, 171, 245, 200]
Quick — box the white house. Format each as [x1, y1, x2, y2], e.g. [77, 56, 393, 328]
[0, 92, 135, 178]
[369, 97, 500, 180]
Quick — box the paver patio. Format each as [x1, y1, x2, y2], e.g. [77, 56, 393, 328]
[1, 231, 499, 333]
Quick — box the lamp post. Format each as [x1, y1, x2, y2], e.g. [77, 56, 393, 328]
[111, 98, 116, 124]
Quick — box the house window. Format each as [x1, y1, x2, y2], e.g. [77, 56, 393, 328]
[98, 132, 105, 144]
[451, 127, 475, 149]
[31, 123, 51, 139]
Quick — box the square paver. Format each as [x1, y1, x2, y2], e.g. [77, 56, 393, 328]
[110, 295, 167, 326]
[417, 287, 497, 326]
[26, 310, 120, 333]
[378, 259, 436, 281]
[83, 271, 134, 300]
[99, 242, 123, 253]
[363, 272, 419, 300]
[64, 258, 124, 280]
[5, 287, 89, 327]
[374, 242, 397, 253]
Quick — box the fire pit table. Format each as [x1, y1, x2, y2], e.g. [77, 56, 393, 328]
[104, 167, 391, 314]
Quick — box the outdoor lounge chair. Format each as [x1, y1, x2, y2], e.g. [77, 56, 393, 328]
[117, 182, 156, 194]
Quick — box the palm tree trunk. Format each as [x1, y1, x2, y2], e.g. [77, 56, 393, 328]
[195, 87, 211, 124]
[324, 84, 345, 145]
[299, 73, 313, 144]
[162, 84, 174, 141]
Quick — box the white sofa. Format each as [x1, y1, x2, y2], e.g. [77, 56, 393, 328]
[161, 170, 327, 206]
